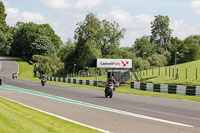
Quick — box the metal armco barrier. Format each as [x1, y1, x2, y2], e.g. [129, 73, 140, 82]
[131, 82, 200, 96]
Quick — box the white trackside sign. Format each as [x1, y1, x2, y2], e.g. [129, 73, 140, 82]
[97, 59, 132, 68]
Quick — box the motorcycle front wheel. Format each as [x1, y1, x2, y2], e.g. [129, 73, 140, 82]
[105, 91, 108, 98]
[109, 90, 113, 98]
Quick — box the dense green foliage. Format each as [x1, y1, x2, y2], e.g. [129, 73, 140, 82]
[0, 1, 12, 55]
[0, 1, 6, 29]
[150, 15, 172, 52]
[32, 55, 64, 77]
[133, 36, 156, 58]
[63, 13, 126, 73]
[73, 13, 102, 71]
[132, 16, 200, 71]
[31, 36, 56, 56]
[179, 35, 200, 63]
[11, 22, 62, 59]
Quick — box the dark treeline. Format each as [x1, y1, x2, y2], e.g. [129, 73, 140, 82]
[1, 1, 200, 77]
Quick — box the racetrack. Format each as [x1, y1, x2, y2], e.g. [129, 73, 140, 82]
[0, 57, 200, 133]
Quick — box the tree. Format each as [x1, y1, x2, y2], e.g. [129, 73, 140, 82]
[11, 22, 41, 57]
[147, 54, 167, 67]
[135, 58, 151, 71]
[39, 24, 62, 52]
[98, 20, 126, 57]
[59, 39, 76, 74]
[132, 36, 156, 59]
[150, 15, 172, 52]
[73, 13, 102, 71]
[66, 13, 126, 72]
[0, 1, 7, 33]
[32, 55, 64, 77]
[30, 36, 56, 56]
[58, 39, 76, 62]
[179, 35, 200, 63]
[168, 37, 183, 65]
[11, 22, 63, 58]
[0, 1, 12, 55]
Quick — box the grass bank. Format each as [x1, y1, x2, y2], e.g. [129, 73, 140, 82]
[0, 97, 102, 133]
[134, 60, 200, 86]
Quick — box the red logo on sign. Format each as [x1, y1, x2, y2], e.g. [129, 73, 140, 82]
[121, 60, 129, 66]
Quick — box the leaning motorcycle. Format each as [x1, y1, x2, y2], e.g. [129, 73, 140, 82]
[105, 81, 119, 98]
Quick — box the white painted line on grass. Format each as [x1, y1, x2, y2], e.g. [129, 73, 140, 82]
[1, 96, 110, 133]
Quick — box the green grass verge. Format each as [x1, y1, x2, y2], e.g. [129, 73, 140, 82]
[18, 59, 40, 82]
[134, 60, 200, 86]
[0, 97, 102, 133]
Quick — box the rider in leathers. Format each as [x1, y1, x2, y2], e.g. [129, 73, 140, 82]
[105, 76, 117, 92]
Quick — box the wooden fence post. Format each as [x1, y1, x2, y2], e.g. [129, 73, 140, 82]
[186, 68, 187, 79]
[196, 68, 198, 80]
[159, 67, 160, 76]
[152, 68, 154, 76]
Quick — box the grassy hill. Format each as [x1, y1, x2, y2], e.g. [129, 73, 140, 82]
[133, 60, 200, 86]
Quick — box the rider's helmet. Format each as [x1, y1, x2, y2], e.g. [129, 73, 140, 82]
[42, 74, 46, 78]
[110, 76, 114, 81]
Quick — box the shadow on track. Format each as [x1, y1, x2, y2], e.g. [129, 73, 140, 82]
[91, 96, 106, 98]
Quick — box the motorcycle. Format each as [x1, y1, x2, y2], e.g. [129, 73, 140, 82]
[41, 78, 46, 86]
[105, 81, 119, 98]
[12, 72, 18, 79]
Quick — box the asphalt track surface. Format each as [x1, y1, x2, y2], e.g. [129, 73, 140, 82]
[0, 57, 200, 133]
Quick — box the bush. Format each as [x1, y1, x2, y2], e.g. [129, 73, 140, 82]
[133, 57, 150, 71]
[32, 55, 64, 77]
[147, 54, 167, 67]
